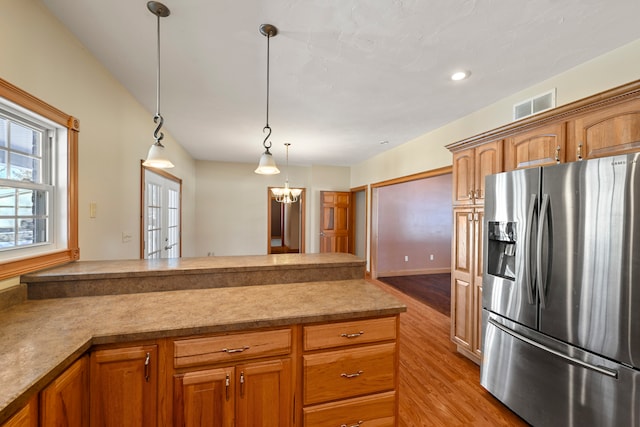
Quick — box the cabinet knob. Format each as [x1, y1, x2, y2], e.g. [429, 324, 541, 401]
[467, 190, 474, 200]
[577, 143, 583, 161]
[341, 422, 363, 427]
[555, 146, 561, 163]
[475, 189, 481, 199]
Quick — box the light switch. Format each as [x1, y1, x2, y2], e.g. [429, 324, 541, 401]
[89, 202, 97, 218]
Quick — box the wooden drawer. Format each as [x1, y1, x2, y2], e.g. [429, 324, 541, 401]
[303, 391, 395, 427]
[174, 328, 291, 368]
[303, 342, 396, 405]
[303, 316, 397, 351]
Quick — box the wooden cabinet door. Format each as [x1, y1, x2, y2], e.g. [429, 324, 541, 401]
[569, 97, 640, 161]
[451, 208, 474, 353]
[1, 397, 37, 427]
[474, 141, 502, 204]
[505, 122, 566, 170]
[472, 208, 484, 358]
[90, 345, 158, 427]
[174, 367, 235, 427]
[40, 356, 88, 427]
[320, 192, 351, 253]
[452, 149, 474, 205]
[236, 359, 292, 427]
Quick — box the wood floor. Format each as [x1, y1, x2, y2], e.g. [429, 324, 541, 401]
[370, 278, 529, 427]
[379, 273, 451, 316]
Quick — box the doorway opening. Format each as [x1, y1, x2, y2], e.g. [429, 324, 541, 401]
[141, 165, 182, 259]
[268, 188, 305, 254]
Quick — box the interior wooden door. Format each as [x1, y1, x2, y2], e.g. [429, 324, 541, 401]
[320, 191, 352, 253]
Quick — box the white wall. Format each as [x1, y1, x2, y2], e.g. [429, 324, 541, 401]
[194, 161, 351, 256]
[350, 38, 640, 186]
[0, 0, 197, 261]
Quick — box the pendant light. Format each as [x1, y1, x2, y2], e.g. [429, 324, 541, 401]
[143, 1, 174, 169]
[254, 24, 280, 175]
[271, 143, 302, 203]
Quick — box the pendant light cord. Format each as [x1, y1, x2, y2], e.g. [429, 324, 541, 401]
[153, 12, 165, 144]
[262, 30, 272, 151]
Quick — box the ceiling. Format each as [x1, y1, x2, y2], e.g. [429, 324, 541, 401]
[41, 0, 640, 167]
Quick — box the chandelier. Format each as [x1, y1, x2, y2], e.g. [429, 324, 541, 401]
[271, 143, 302, 203]
[142, 1, 174, 168]
[254, 24, 280, 175]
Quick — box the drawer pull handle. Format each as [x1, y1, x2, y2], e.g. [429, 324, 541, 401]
[340, 331, 364, 339]
[340, 422, 363, 427]
[221, 346, 250, 354]
[341, 370, 363, 379]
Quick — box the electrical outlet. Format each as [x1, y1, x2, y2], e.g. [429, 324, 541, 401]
[121, 232, 132, 243]
[89, 202, 97, 218]
[404, 255, 409, 262]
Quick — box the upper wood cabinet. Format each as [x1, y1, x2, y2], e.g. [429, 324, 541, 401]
[452, 140, 503, 205]
[504, 122, 566, 171]
[568, 96, 640, 161]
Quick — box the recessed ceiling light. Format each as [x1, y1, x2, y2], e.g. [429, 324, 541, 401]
[451, 71, 471, 81]
[380, 140, 389, 145]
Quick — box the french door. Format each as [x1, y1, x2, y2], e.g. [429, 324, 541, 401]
[143, 168, 181, 259]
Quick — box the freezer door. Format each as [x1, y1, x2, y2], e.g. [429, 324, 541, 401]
[481, 312, 640, 427]
[483, 168, 539, 329]
[539, 153, 640, 369]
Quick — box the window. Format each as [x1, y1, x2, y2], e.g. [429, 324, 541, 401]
[0, 78, 79, 280]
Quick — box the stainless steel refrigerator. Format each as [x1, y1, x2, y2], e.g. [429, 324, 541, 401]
[481, 152, 640, 427]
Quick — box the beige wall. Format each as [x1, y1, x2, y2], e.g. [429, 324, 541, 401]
[375, 174, 452, 276]
[0, 0, 197, 263]
[194, 161, 351, 256]
[3, 0, 640, 272]
[350, 38, 640, 187]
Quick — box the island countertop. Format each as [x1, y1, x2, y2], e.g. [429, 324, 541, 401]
[0, 278, 406, 423]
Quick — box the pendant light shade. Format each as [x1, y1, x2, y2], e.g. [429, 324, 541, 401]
[255, 24, 280, 175]
[143, 1, 174, 169]
[255, 151, 279, 174]
[144, 143, 174, 168]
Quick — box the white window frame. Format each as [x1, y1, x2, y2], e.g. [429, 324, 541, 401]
[0, 78, 79, 280]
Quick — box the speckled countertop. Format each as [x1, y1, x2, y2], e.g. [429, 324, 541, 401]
[22, 253, 364, 281]
[0, 279, 405, 423]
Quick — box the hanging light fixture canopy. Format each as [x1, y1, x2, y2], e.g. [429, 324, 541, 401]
[143, 1, 174, 169]
[272, 143, 302, 203]
[255, 24, 280, 175]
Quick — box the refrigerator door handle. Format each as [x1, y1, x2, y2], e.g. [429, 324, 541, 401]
[536, 194, 550, 309]
[524, 194, 537, 305]
[488, 318, 619, 379]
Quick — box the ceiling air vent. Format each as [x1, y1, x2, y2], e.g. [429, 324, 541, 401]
[513, 89, 556, 121]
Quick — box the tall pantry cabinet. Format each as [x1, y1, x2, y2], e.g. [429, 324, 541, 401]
[450, 141, 502, 362]
[447, 79, 640, 364]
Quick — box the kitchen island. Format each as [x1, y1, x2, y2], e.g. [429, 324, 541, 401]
[0, 253, 406, 425]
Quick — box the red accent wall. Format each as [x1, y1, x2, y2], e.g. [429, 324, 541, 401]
[377, 173, 452, 276]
